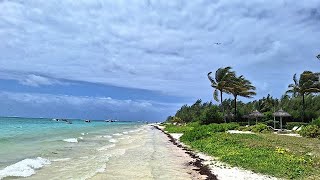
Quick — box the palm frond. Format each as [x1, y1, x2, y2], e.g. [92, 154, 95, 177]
[293, 74, 298, 86]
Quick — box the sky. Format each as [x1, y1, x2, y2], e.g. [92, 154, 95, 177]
[0, 0, 319, 121]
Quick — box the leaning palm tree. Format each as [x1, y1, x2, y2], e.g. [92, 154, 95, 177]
[286, 71, 320, 122]
[207, 67, 235, 122]
[227, 75, 256, 121]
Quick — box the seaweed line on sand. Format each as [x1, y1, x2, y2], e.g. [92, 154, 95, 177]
[152, 125, 218, 180]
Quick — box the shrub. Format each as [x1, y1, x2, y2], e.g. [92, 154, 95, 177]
[298, 125, 320, 138]
[238, 121, 249, 126]
[199, 106, 223, 125]
[264, 120, 276, 127]
[236, 126, 251, 131]
[310, 117, 320, 127]
[181, 125, 212, 141]
[251, 123, 272, 133]
[164, 124, 193, 133]
[181, 123, 240, 141]
[286, 122, 308, 130]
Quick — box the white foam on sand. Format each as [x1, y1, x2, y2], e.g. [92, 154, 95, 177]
[123, 131, 129, 134]
[97, 144, 116, 151]
[96, 164, 107, 173]
[63, 138, 78, 143]
[113, 133, 123, 136]
[81, 133, 85, 136]
[0, 157, 51, 179]
[52, 158, 71, 162]
[103, 135, 112, 138]
[109, 139, 118, 143]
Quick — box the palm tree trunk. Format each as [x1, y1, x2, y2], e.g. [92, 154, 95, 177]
[220, 91, 226, 123]
[234, 95, 237, 122]
[302, 94, 305, 122]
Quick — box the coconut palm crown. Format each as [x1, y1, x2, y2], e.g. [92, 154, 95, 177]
[207, 67, 234, 102]
[227, 75, 256, 121]
[286, 71, 320, 121]
[207, 67, 235, 122]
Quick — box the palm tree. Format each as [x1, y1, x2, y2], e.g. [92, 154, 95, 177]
[207, 67, 235, 122]
[317, 54, 320, 60]
[286, 71, 320, 122]
[227, 75, 256, 121]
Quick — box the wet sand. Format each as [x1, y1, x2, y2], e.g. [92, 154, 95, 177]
[91, 126, 206, 180]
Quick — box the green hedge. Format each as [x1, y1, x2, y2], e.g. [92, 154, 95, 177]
[298, 125, 320, 138]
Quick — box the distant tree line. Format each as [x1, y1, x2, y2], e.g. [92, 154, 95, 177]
[166, 66, 320, 125]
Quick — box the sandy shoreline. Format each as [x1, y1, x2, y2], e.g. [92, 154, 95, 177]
[90, 125, 206, 180]
[153, 125, 278, 180]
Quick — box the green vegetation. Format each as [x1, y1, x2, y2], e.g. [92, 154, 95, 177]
[164, 66, 320, 179]
[166, 68, 320, 127]
[299, 125, 320, 138]
[164, 122, 199, 133]
[166, 123, 320, 179]
[286, 71, 320, 122]
[207, 67, 235, 122]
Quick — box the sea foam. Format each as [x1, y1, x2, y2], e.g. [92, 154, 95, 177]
[63, 138, 78, 143]
[109, 139, 118, 143]
[0, 157, 51, 179]
[52, 158, 71, 162]
[113, 133, 123, 136]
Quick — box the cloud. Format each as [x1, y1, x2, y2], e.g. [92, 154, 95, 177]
[0, 0, 319, 100]
[0, 71, 68, 87]
[18, 74, 66, 87]
[0, 91, 182, 120]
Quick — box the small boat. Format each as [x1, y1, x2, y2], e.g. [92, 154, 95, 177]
[105, 119, 115, 122]
[85, 120, 91, 123]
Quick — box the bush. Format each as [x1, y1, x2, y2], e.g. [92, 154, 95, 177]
[264, 120, 276, 127]
[236, 126, 251, 131]
[164, 124, 193, 133]
[199, 106, 223, 125]
[181, 123, 239, 141]
[298, 125, 320, 138]
[286, 122, 308, 130]
[181, 125, 212, 141]
[251, 123, 272, 133]
[238, 121, 249, 126]
[310, 117, 320, 127]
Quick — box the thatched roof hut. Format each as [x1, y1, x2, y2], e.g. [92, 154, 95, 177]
[249, 110, 264, 124]
[273, 109, 291, 130]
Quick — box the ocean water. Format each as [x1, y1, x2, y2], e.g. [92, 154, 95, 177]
[0, 117, 144, 179]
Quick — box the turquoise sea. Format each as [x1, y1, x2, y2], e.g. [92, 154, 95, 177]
[0, 117, 144, 179]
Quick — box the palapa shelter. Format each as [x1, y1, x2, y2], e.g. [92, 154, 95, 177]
[273, 109, 291, 130]
[242, 114, 251, 125]
[224, 112, 234, 123]
[248, 110, 264, 125]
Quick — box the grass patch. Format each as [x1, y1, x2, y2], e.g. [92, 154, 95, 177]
[179, 125, 320, 179]
[164, 122, 200, 133]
